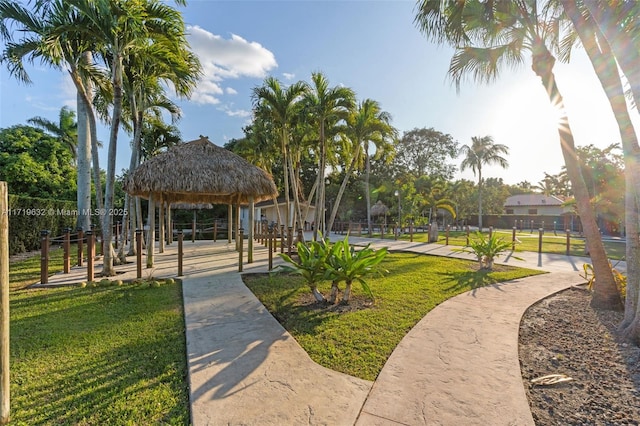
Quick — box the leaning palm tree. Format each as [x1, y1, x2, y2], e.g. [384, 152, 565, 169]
[459, 136, 508, 231]
[415, 0, 622, 311]
[329, 98, 396, 235]
[302, 72, 355, 240]
[562, 0, 640, 339]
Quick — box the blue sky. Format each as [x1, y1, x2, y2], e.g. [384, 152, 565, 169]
[1, 0, 637, 186]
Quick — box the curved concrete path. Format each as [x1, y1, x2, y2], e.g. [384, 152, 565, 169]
[36, 233, 599, 424]
[182, 235, 596, 425]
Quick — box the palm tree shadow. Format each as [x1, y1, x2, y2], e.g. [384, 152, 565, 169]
[443, 269, 507, 295]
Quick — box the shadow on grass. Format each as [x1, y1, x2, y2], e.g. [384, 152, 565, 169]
[10, 284, 189, 424]
[442, 269, 509, 295]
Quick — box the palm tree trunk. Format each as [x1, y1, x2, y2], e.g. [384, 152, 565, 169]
[314, 122, 326, 241]
[68, 54, 103, 213]
[281, 128, 291, 228]
[76, 88, 92, 232]
[582, 1, 640, 109]
[328, 145, 361, 234]
[365, 141, 373, 237]
[477, 168, 483, 231]
[564, 0, 640, 334]
[102, 56, 124, 276]
[531, 40, 621, 310]
[303, 179, 319, 230]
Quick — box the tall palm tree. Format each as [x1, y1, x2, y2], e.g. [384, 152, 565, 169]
[459, 136, 508, 231]
[328, 99, 396, 235]
[28, 106, 78, 161]
[302, 72, 355, 240]
[562, 0, 640, 338]
[63, 0, 196, 275]
[415, 0, 622, 311]
[252, 77, 307, 230]
[0, 0, 107, 231]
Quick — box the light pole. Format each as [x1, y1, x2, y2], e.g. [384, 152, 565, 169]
[395, 190, 401, 237]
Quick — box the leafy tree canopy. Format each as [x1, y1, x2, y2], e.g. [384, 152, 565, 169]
[0, 125, 76, 200]
[393, 127, 458, 180]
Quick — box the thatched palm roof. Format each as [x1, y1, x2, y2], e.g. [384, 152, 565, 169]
[371, 200, 389, 216]
[124, 136, 278, 204]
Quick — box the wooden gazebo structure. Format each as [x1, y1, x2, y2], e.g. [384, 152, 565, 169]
[124, 136, 278, 266]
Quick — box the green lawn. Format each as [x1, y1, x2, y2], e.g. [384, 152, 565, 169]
[9, 255, 190, 425]
[244, 252, 544, 381]
[365, 229, 626, 260]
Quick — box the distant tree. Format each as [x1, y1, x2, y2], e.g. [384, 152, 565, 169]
[0, 125, 76, 200]
[482, 178, 511, 215]
[459, 135, 509, 230]
[394, 127, 458, 180]
[28, 106, 78, 162]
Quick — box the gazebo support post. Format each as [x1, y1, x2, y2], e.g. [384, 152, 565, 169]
[147, 193, 155, 268]
[248, 197, 254, 264]
[235, 203, 241, 252]
[228, 204, 233, 244]
[166, 203, 172, 245]
[159, 196, 165, 254]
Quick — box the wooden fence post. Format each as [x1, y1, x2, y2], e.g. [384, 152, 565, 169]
[410, 220, 414, 242]
[63, 228, 70, 274]
[0, 182, 9, 423]
[136, 229, 142, 279]
[86, 231, 94, 283]
[538, 228, 543, 254]
[268, 227, 273, 271]
[77, 228, 84, 267]
[177, 230, 183, 277]
[238, 228, 244, 272]
[40, 230, 49, 284]
[280, 225, 285, 254]
[512, 227, 517, 251]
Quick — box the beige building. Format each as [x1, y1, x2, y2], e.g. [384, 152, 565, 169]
[503, 194, 571, 216]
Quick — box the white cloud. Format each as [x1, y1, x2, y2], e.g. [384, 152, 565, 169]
[225, 87, 238, 95]
[187, 25, 277, 105]
[283, 72, 295, 81]
[219, 105, 251, 118]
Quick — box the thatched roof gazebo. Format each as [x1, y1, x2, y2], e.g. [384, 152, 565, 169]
[124, 136, 278, 266]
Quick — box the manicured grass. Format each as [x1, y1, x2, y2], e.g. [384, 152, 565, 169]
[10, 244, 87, 290]
[244, 252, 543, 381]
[9, 256, 190, 425]
[366, 229, 626, 260]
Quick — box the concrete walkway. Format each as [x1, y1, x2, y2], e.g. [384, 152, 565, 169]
[34, 234, 606, 425]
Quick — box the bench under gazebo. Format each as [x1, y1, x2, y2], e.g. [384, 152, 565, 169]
[124, 136, 278, 268]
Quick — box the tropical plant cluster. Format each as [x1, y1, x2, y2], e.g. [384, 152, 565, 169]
[277, 235, 388, 304]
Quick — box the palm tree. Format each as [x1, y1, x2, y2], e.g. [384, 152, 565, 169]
[28, 106, 78, 161]
[302, 72, 355, 240]
[64, 0, 195, 275]
[415, 0, 622, 311]
[0, 0, 106, 231]
[459, 136, 508, 231]
[328, 99, 396, 235]
[562, 0, 640, 338]
[252, 77, 307, 230]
